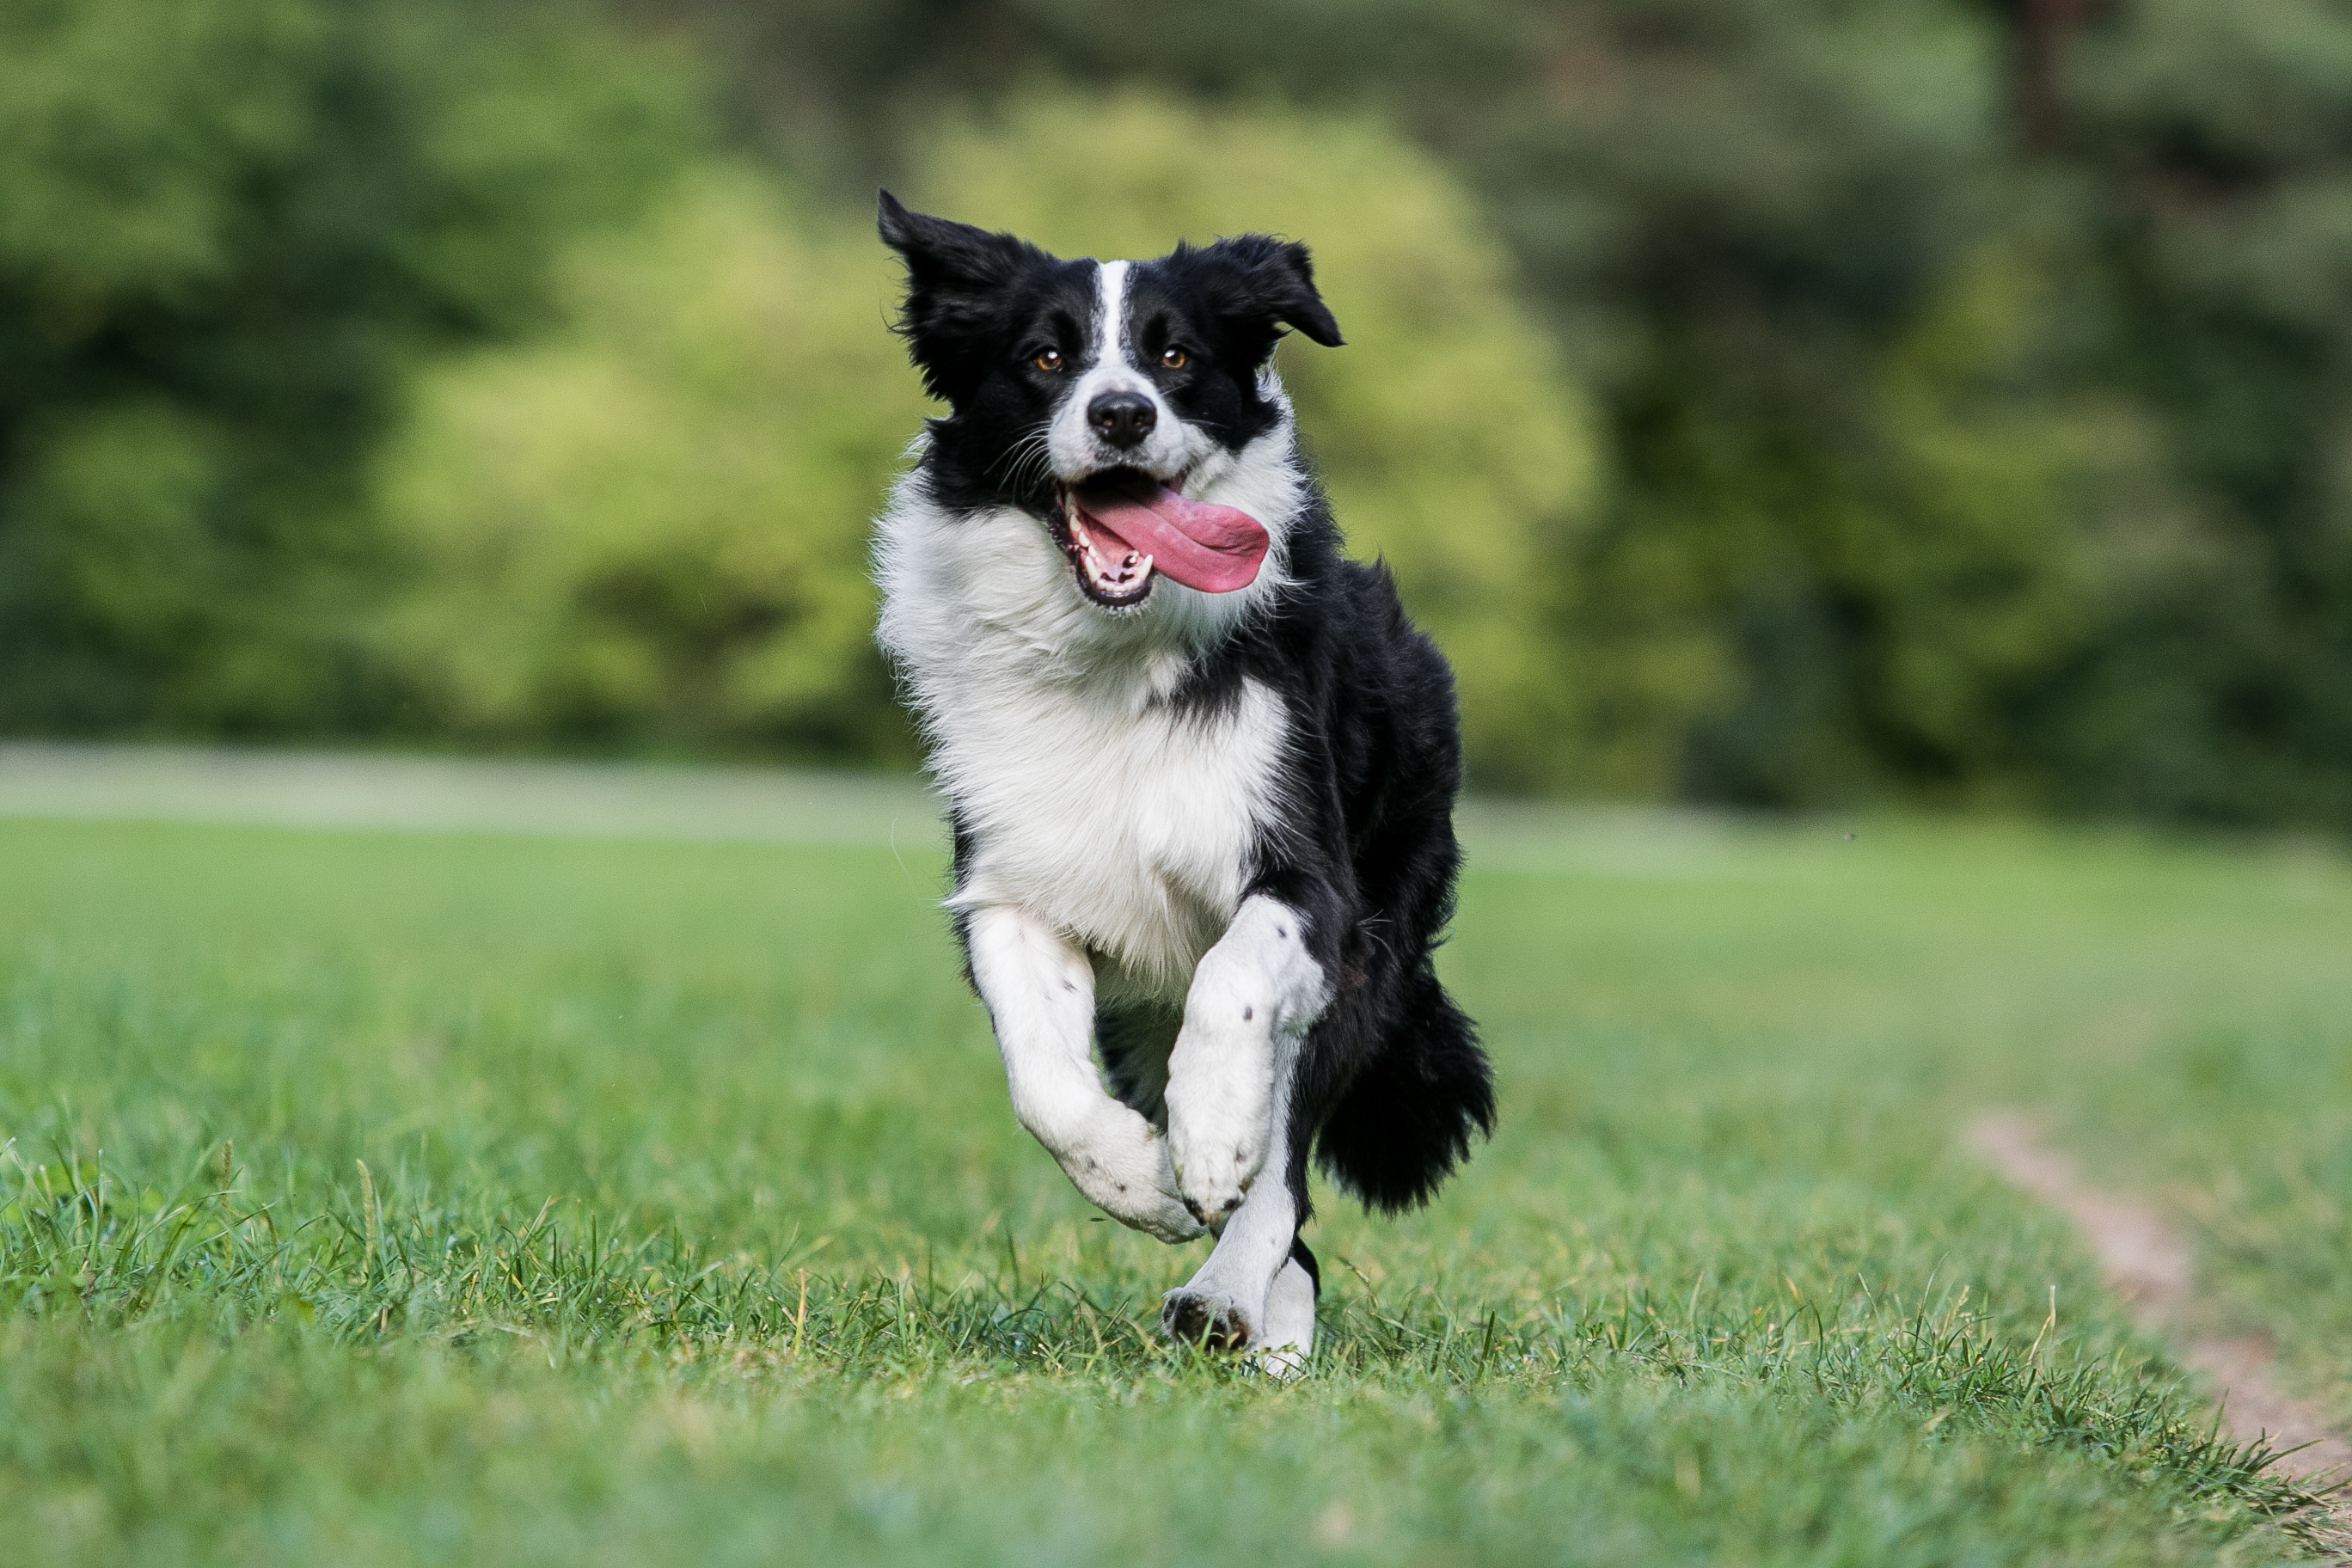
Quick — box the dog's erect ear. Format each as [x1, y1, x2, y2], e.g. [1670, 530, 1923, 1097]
[879, 190, 1050, 404]
[1175, 233, 1345, 366]
[877, 190, 1032, 286]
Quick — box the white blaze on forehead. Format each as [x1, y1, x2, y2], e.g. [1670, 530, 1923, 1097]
[1049, 258, 1188, 481]
[1092, 259, 1133, 371]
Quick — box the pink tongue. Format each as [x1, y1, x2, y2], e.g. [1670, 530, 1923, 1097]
[1072, 480, 1268, 593]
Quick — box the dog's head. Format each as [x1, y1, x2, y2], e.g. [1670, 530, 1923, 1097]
[879, 192, 1342, 611]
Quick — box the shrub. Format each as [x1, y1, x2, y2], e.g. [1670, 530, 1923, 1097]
[380, 94, 1596, 778]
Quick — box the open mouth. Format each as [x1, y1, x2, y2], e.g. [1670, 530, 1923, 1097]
[1047, 468, 1272, 609]
[1050, 471, 1160, 608]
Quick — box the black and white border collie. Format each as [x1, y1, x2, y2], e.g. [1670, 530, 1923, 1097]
[872, 193, 1494, 1369]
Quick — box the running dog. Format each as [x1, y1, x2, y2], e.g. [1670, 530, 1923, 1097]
[872, 193, 1492, 1365]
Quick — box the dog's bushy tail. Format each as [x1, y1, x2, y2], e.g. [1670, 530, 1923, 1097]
[1314, 965, 1493, 1213]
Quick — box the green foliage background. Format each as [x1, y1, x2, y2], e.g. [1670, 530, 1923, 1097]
[9, 0, 2352, 825]
[0, 0, 692, 735]
[376, 99, 1589, 778]
[374, 173, 926, 763]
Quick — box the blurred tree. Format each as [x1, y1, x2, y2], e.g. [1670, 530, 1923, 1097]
[1454, 1, 2053, 803]
[377, 98, 1591, 779]
[0, 0, 694, 735]
[661, 0, 2352, 825]
[375, 173, 925, 759]
[2047, 0, 2352, 824]
[648, 1, 2075, 804]
[16, 0, 2352, 828]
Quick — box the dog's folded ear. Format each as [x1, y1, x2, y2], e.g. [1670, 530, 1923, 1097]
[1174, 234, 1345, 365]
[878, 191, 1051, 403]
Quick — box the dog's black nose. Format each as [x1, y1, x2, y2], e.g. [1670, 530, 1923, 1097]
[1087, 390, 1157, 450]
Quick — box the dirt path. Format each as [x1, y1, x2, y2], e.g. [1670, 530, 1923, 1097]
[1967, 1112, 2352, 1490]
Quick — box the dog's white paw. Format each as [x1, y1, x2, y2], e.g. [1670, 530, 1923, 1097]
[1053, 1110, 1204, 1243]
[1161, 1284, 1254, 1351]
[1167, 1118, 1263, 1228]
[1165, 1020, 1271, 1227]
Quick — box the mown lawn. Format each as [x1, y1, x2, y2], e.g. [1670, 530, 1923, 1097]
[2, 792, 2349, 1565]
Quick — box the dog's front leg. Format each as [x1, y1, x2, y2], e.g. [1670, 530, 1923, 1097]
[1161, 1059, 1321, 1367]
[1164, 896, 1331, 1227]
[965, 904, 1204, 1243]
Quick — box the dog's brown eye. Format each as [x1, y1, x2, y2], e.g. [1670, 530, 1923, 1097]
[1032, 348, 1063, 372]
[1160, 346, 1189, 370]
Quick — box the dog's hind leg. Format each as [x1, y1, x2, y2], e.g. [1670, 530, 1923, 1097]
[1254, 1239, 1320, 1377]
[1161, 1165, 1321, 1370]
[1161, 1041, 1317, 1360]
[1160, 1130, 1298, 1355]
[1160, 894, 1331, 1361]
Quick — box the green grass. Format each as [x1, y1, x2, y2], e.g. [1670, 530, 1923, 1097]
[3, 799, 2349, 1564]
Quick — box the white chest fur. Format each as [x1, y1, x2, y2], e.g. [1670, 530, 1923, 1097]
[942, 669, 1287, 997]
[874, 399, 1315, 1001]
[875, 483, 1293, 1001]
